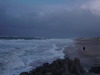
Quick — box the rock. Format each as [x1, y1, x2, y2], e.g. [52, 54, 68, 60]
[43, 63, 50, 68]
[64, 58, 73, 72]
[46, 72, 53, 75]
[70, 58, 81, 75]
[89, 65, 100, 73]
[19, 57, 86, 75]
[51, 59, 63, 68]
[29, 69, 35, 74]
[70, 57, 84, 75]
[20, 72, 29, 75]
[63, 63, 69, 73]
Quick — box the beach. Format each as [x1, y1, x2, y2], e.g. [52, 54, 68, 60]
[64, 38, 100, 70]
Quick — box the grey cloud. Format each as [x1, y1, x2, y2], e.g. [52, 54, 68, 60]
[0, 3, 100, 38]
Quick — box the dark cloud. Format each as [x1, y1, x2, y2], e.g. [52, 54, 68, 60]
[0, 2, 100, 38]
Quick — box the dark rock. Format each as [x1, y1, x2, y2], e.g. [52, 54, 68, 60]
[43, 63, 50, 68]
[70, 57, 80, 75]
[89, 64, 100, 73]
[45, 72, 53, 75]
[19, 57, 86, 75]
[20, 72, 29, 75]
[70, 57, 85, 75]
[64, 58, 73, 72]
[29, 69, 35, 74]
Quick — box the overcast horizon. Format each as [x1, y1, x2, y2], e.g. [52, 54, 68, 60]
[0, 0, 100, 38]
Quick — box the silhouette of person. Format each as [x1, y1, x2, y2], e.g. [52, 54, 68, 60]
[83, 46, 85, 52]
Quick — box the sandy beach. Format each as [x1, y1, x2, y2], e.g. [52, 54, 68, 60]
[64, 38, 100, 70]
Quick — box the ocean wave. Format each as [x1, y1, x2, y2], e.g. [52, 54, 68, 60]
[0, 39, 73, 75]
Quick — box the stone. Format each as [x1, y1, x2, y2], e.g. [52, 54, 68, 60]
[46, 72, 53, 75]
[70, 57, 81, 75]
[19, 57, 85, 75]
[43, 63, 50, 68]
[20, 72, 29, 75]
[89, 65, 100, 73]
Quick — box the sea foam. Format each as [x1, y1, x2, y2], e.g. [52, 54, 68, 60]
[0, 39, 73, 75]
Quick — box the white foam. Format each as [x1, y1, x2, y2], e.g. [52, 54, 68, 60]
[0, 39, 73, 75]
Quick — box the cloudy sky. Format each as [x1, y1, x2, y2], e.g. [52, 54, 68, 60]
[0, 0, 100, 38]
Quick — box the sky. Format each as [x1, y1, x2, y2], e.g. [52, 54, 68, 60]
[0, 0, 100, 38]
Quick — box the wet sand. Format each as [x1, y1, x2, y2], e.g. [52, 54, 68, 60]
[64, 38, 100, 70]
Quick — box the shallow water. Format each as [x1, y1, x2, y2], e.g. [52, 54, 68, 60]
[0, 39, 73, 75]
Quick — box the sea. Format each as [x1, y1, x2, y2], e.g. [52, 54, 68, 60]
[0, 39, 73, 75]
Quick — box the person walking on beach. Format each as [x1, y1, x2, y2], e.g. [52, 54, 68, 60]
[83, 46, 85, 52]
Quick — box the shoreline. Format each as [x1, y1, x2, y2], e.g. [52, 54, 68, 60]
[64, 38, 100, 70]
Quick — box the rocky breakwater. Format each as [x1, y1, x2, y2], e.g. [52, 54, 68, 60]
[20, 57, 86, 75]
